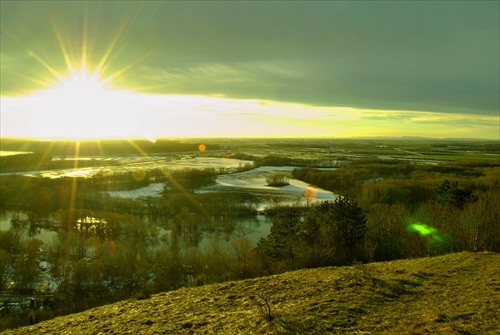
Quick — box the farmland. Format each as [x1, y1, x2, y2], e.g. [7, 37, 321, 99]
[0, 137, 499, 331]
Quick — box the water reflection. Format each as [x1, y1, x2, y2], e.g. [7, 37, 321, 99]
[0, 210, 271, 251]
[0, 211, 57, 247]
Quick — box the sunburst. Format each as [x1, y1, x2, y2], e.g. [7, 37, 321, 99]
[2, 4, 215, 225]
[7, 3, 147, 141]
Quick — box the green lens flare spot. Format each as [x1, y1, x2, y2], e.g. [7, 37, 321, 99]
[408, 223, 437, 236]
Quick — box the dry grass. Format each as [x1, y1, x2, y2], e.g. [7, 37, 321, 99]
[2, 252, 498, 335]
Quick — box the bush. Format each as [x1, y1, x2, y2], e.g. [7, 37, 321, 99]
[266, 173, 289, 187]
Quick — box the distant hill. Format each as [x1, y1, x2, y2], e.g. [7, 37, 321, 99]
[1, 252, 498, 335]
[349, 136, 498, 142]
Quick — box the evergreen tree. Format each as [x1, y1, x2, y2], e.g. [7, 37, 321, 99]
[331, 196, 367, 262]
[435, 179, 476, 209]
[256, 207, 302, 272]
[301, 196, 366, 264]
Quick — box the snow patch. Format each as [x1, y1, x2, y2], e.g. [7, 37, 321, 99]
[107, 183, 165, 199]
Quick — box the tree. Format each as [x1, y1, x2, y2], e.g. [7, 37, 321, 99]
[173, 207, 204, 248]
[230, 236, 260, 279]
[0, 229, 23, 255]
[364, 203, 408, 261]
[204, 237, 232, 283]
[256, 207, 302, 272]
[330, 196, 367, 262]
[298, 207, 338, 267]
[266, 173, 290, 187]
[435, 179, 476, 209]
[12, 238, 43, 293]
[0, 250, 11, 291]
[169, 168, 217, 192]
[304, 196, 367, 264]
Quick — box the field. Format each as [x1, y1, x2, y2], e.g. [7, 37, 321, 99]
[211, 137, 500, 161]
[0, 137, 498, 332]
[3, 137, 496, 211]
[1, 252, 498, 335]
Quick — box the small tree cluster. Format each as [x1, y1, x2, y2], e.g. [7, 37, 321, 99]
[434, 179, 477, 209]
[266, 173, 290, 187]
[257, 196, 367, 272]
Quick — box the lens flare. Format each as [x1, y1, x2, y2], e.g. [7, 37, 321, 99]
[407, 221, 451, 254]
[133, 169, 146, 181]
[304, 185, 318, 201]
[408, 223, 438, 237]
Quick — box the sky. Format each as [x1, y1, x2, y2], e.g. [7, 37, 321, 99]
[1, 1, 499, 140]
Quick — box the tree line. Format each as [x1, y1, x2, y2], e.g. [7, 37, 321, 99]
[0, 139, 221, 157]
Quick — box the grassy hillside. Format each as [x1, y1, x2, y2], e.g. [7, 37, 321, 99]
[2, 252, 498, 335]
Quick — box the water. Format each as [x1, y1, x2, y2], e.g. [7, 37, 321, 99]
[0, 211, 57, 247]
[1, 156, 253, 179]
[0, 151, 33, 156]
[0, 210, 271, 250]
[0, 211, 14, 230]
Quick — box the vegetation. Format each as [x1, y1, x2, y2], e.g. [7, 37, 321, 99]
[0, 138, 499, 331]
[0, 138, 220, 157]
[169, 168, 218, 191]
[1, 252, 498, 335]
[265, 173, 290, 187]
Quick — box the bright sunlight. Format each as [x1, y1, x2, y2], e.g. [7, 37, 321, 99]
[18, 68, 139, 139]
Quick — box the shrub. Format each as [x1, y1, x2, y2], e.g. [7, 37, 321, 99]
[266, 173, 289, 187]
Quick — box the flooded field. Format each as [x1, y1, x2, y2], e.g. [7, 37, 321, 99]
[0, 154, 338, 247]
[0, 209, 271, 251]
[1, 156, 253, 179]
[0, 211, 57, 246]
[199, 166, 336, 209]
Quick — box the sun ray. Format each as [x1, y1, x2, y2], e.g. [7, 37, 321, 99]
[123, 139, 211, 217]
[1, 69, 52, 88]
[1, 2, 164, 140]
[47, 10, 74, 75]
[92, 14, 134, 78]
[80, 4, 89, 73]
[33, 141, 56, 172]
[122, 84, 167, 93]
[126, 140, 152, 157]
[101, 50, 153, 85]
[163, 172, 212, 218]
[27, 49, 66, 83]
[94, 140, 106, 157]
[68, 141, 81, 210]
[4, 30, 64, 84]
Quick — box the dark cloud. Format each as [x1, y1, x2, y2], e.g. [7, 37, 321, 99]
[1, 1, 498, 115]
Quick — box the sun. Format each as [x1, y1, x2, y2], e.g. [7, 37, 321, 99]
[14, 62, 146, 140]
[0, 3, 155, 140]
[43, 69, 112, 116]
[29, 69, 119, 138]
[48, 67, 109, 102]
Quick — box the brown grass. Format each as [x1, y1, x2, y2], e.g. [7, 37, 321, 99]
[2, 252, 498, 335]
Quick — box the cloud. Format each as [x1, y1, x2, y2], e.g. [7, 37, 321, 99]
[1, 1, 499, 126]
[121, 1, 499, 115]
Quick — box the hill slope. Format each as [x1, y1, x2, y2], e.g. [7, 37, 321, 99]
[2, 252, 499, 335]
